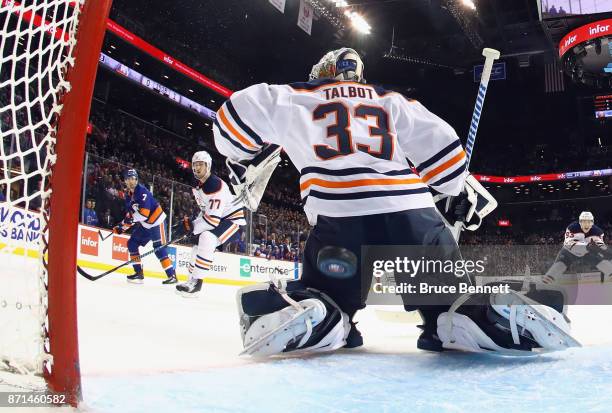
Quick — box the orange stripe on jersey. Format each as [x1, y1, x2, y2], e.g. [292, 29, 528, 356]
[159, 222, 166, 244]
[147, 206, 163, 224]
[228, 211, 244, 219]
[421, 151, 466, 183]
[219, 224, 239, 243]
[205, 214, 221, 223]
[218, 108, 258, 149]
[138, 208, 151, 217]
[300, 177, 423, 192]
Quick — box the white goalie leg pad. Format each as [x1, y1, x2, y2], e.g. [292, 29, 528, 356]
[241, 298, 327, 357]
[288, 310, 349, 356]
[437, 312, 527, 355]
[490, 291, 580, 350]
[437, 291, 580, 355]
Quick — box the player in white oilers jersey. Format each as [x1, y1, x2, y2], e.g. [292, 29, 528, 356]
[544, 211, 612, 284]
[175, 151, 246, 296]
[215, 48, 576, 357]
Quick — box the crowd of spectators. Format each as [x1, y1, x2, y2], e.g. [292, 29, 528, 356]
[470, 143, 612, 177]
[83, 103, 309, 261]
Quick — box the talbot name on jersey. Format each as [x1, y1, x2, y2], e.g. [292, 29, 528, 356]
[323, 85, 374, 100]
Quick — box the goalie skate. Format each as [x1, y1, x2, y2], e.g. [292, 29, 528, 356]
[240, 298, 326, 357]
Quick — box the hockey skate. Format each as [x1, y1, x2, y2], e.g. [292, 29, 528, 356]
[176, 278, 203, 297]
[162, 274, 178, 285]
[126, 271, 144, 284]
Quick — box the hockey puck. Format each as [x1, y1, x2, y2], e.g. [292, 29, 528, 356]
[317, 246, 357, 279]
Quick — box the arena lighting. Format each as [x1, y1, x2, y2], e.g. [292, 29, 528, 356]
[329, 0, 348, 7]
[344, 10, 371, 34]
[461, 0, 476, 10]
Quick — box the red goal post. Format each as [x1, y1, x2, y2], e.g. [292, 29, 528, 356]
[0, 0, 112, 406]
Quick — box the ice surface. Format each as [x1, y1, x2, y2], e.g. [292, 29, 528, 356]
[6, 274, 612, 413]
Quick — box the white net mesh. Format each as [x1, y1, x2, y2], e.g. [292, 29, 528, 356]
[0, 0, 82, 380]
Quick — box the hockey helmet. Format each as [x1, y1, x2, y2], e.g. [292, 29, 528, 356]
[579, 211, 594, 232]
[192, 150, 212, 167]
[123, 169, 138, 180]
[309, 48, 365, 83]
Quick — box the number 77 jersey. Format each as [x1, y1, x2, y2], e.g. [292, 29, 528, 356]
[213, 78, 467, 225]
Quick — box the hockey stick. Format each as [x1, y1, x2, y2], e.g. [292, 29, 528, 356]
[98, 230, 112, 241]
[450, 47, 501, 241]
[77, 233, 189, 281]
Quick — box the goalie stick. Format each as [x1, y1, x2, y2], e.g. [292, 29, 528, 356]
[77, 233, 189, 281]
[450, 47, 501, 241]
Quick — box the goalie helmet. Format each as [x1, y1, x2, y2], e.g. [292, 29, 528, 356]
[309, 48, 365, 83]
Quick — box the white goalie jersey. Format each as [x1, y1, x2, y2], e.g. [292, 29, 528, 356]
[213, 79, 467, 224]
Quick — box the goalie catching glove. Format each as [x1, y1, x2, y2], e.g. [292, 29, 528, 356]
[434, 174, 497, 232]
[226, 144, 282, 211]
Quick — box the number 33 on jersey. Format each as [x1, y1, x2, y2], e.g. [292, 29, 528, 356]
[213, 78, 467, 224]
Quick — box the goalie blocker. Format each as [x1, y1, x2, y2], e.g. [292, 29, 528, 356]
[434, 174, 498, 234]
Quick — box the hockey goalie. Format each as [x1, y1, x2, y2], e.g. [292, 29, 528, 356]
[212, 48, 580, 357]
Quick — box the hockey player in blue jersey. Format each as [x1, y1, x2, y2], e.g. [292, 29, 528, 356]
[544, 211, 612, 284]
[114, 169, 177, 285]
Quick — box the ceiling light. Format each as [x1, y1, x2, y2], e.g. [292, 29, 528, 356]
[344, 10, 371, 34]
[460, 0, 476, 10]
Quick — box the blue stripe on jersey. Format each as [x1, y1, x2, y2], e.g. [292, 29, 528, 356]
[226, 101, 264, 146]
[415, 140, 462, 173]
[214, 119, 259, 155]
[303, 187, 430, 202]
[428, 162, 466, 188]
[301, 166, 413, 177]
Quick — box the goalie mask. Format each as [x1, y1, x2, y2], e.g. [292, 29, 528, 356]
[309, 48, 365, 83]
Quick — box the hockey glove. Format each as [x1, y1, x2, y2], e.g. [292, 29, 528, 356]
[227, 144, 282, 211]
[112, 225, 123, 235]
[587, 241, 612, 259]
[434, 174, 497, 231]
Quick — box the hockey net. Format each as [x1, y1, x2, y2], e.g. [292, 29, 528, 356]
[0, 0, 109, 405]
